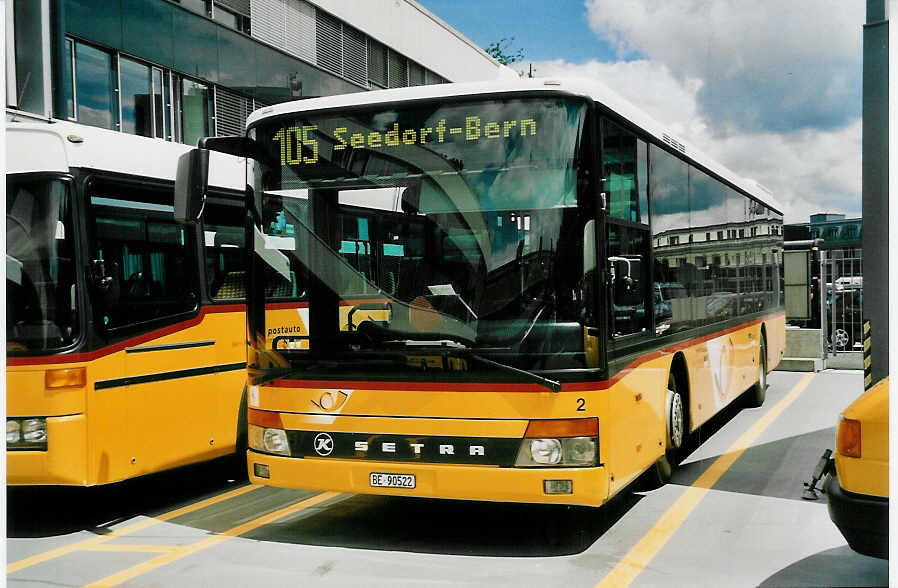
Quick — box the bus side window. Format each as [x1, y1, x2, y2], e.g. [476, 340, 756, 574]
[90, 181, 198, 330]
[202, 201, 245, 300]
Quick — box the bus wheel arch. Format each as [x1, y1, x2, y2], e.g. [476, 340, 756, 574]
[745, 327, 768, 408]
[642, 353, 690, 488]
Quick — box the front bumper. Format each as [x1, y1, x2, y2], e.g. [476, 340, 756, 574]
[7, 414, 88, 485]
[824, 472, 888, 559]
[247, 450, 610, 506]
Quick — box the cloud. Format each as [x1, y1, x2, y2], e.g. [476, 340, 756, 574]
[584, 0, 864, 135]
[527, 58, 861, 222]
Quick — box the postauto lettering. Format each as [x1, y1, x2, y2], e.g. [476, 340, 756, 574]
[271, 115, 537, 167]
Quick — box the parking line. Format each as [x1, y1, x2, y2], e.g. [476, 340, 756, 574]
[81, 545, 180, 553]
[595, 372, 815, 588]
[7, 483, 260, 574]
[83, 491, 341, 588]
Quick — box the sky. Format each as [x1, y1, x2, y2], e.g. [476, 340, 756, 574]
[417, 0, 866, 223]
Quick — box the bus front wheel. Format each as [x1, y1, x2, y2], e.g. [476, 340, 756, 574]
[643, 372, 686, 488]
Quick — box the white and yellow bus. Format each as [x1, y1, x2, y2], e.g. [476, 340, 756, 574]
[6, 114, 255, 485]
[178, 78, 785, 505]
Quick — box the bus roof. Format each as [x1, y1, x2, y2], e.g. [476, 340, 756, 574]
[247, 78, 782, 214]
[6, 116, 244, 192]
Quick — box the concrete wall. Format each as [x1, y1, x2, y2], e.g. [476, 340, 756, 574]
[314, 0, 518, 82]
[784, 327, 824, 358]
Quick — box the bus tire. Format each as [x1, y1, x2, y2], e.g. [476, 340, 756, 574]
[745, 333, 767, 408]
[641, 371, 685, 489]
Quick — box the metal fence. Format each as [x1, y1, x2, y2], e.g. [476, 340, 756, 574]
[824, 248, 863, 352]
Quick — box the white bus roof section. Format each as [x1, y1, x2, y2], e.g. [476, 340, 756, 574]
[6, 118, 245, 191]
[249, 77, 782, 213]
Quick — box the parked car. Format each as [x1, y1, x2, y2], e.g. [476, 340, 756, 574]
[827, 289, 863, 350]
[823, 377, 888, 559]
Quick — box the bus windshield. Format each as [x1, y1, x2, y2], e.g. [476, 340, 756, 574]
[7, 176, 79, 352]
[249, 96, 593, 376]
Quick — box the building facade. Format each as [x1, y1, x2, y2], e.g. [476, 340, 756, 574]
[784, 213, 862, 252]
[6, 0, 513, 140]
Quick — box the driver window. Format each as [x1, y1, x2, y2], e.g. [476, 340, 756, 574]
[90, 180, 197, 330]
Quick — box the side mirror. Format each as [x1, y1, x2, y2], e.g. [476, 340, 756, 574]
[175, 148, 209, 224]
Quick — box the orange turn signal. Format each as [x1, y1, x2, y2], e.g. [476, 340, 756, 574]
[524, 417, 598, 438]
[45, 367, 86, 389]
[248, 408, 284, 429]
[836, 417, 861, 458]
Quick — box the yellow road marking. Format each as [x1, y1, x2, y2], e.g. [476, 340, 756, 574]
[81, 545, 180, 553]
[596, 373, 815, 588]
[7, 484, 260, 573]
[84, 491, 341, 588]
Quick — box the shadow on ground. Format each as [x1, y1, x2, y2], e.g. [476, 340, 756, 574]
[242, 490, 643, 557]
[7, 456, 246, 538]
[672, 426, 835, 501]
[758, 545, 888, 587]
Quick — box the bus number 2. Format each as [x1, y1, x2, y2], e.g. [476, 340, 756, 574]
[576, 397, 585, 412]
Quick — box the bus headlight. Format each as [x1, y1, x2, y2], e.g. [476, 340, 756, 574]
[514, 418, 599, 467]
[6, 418, 47, 449]
[515, 436, 597, 466]
[249, 424, 291, 456]
[7, 420, 21, 444]
[529, 439, 563, 464]
[22, 419, 47, 443]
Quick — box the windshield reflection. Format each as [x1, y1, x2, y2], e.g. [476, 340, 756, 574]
[250, 97, 591, 376]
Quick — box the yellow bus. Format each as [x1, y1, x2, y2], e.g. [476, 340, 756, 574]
[6, 115, 254, 485]
[179, 78, 785, 505]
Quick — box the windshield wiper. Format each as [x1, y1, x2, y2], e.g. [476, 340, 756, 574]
[354, 320, 561, 392]
[464, 352, 562, 393]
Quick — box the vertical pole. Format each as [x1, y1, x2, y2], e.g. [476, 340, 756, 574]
[863, 320, 873, 389]
[861, 0, 888, 384]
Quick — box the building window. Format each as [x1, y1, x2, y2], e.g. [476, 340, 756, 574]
[717, 230, 724, 240]
[688, 234, 693, 243]
[738, 228, 745, 238]
[751, 226, 757, 237]
[178, 77, 214, 147]
[213, 3, 251, 34]
[119, 57, 154, 137]
[179, 0, 212, 18]
[70, 41, 118, 130]
[65, 38, 209, 145]
[706, 232, 711, 241]
[669, 236, 679, 246]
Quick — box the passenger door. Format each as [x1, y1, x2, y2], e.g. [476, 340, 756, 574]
[88, 179, 217, 480]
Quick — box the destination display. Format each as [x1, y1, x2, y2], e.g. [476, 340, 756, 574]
[271, 115, 539, 167]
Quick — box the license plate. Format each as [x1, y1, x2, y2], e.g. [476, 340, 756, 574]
[369, 472, 416, 489]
